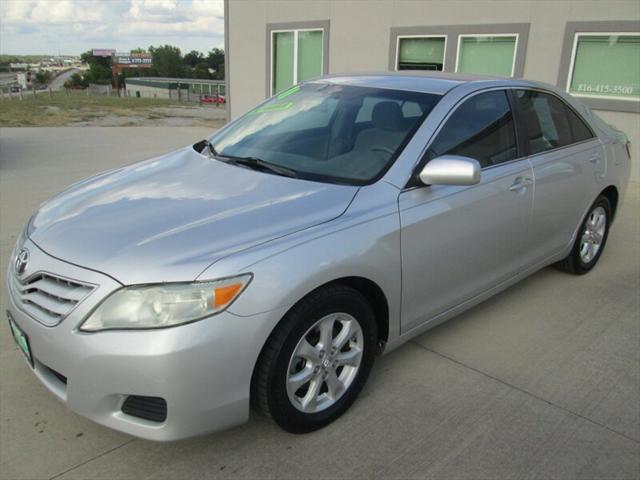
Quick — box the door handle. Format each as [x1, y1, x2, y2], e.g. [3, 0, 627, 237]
[509, 177, 533, 192]
[589, 155, 600, 164]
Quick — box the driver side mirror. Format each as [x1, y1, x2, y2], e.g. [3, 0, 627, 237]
[419, 155, 481, 186]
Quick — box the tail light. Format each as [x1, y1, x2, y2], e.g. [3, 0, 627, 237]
[624, 141, 632, 160]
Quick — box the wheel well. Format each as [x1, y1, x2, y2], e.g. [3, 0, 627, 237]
[327, 276, 390, 345]
[601, 186, 619, 221]
[249, 276, 391, 405]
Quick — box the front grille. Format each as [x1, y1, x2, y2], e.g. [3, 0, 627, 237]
[10, 272, 95, 326]
[122, 396, 167, 423]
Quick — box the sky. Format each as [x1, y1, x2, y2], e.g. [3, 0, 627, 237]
[0, 0, 225, 56]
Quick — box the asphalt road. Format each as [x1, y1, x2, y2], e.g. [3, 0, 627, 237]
[48, 69, 80, 91]
[0, 127, 638, 480]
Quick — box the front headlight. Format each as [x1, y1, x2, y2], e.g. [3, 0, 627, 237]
[79, 274, 252, 332]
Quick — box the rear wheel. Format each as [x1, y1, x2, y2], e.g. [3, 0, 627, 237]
[556, 195, 611, 275]
[251, 284, 377, 433]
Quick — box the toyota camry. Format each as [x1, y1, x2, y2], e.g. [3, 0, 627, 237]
[6, 73, 631, 440]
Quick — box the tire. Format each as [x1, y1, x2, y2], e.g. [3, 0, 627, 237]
[556, 195, 611, 275]
[251, 284, 377, 433]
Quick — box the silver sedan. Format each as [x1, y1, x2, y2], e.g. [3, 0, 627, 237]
[6, 73, 631, 440]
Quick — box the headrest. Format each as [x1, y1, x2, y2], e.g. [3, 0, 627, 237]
[371, 101, 403, 131]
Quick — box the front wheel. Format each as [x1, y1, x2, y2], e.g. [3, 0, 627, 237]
[251, 284, 377, 433]
[556, 195, 611, 275]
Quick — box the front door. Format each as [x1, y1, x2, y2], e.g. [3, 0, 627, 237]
[399, 90, 533, 333]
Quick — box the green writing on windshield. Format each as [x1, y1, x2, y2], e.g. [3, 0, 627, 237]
[276, 85, 301, 100]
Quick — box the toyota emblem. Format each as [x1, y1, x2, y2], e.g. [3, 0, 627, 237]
[15, 248, 29, 275]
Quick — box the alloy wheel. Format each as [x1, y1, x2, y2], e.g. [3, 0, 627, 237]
[579, 206, 607, 264]
[286, 313, 364, 413]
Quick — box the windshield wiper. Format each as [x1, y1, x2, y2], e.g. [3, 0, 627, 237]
[203, 142, 298, 179]
[218, 155, 298, 178]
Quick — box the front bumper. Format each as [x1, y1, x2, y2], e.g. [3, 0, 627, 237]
[5, 239, 286, 441]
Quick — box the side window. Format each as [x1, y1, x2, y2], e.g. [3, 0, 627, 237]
[515, 90, 575, 155]
[427, 90, 517, 168]
[566, 107, 594, 143]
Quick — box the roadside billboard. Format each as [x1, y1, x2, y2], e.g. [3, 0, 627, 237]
[114, 53, 153, 66]
[92, 49, 116, 57]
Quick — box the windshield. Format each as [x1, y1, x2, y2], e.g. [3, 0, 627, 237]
[209, 83, 441, 185]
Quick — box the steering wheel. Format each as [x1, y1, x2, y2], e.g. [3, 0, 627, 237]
[370, 146, 395, 157]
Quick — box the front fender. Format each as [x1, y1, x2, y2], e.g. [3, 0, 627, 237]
[198, 182, 403, 342]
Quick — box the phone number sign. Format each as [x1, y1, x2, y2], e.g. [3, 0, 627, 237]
[572, 83, 638, 98]
[115, 56, 153, 66]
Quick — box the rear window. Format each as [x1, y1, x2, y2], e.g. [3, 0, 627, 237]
[515, 90, 593, 155]
[566, 107, 594, 143]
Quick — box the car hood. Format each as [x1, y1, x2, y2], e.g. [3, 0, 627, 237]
[29, 147, 358, 285]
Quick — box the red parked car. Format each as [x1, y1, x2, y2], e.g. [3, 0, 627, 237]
[201, 95, 225, 105]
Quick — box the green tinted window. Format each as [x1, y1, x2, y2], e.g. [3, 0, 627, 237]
[273, 32, 294, 94]
[297, 30, 323, 82]
[272, 29, 324, 94]
[398, 37, 445, 71]
[457, 36, 517, 77]
[569, 34, 640, 100]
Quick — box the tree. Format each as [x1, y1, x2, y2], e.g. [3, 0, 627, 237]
[64, 72, 88, 88]
[80, 50, 111, 69]
[192, 62, 211, 79]
[184, 50, 204, 68]
[34, 70, 52, 85]
[79, 50, 112, 85]
[85, 64, 112, 85]
[149, 45, 184, 77]
[214, 62, 224, 80]
[206, 48, 225, 79]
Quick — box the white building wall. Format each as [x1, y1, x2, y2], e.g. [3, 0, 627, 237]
[125, 84, 189, 100]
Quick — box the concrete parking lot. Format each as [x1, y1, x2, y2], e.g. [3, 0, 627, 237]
[1, 127, 638, 480]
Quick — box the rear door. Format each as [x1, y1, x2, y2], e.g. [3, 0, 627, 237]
[512, 89, 604, 268]
[399, 89, 534, 333]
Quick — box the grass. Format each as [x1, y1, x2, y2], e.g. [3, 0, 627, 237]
[0, 91, 213, 127]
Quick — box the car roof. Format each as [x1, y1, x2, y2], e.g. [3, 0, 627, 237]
[314, 71, 539, 95]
